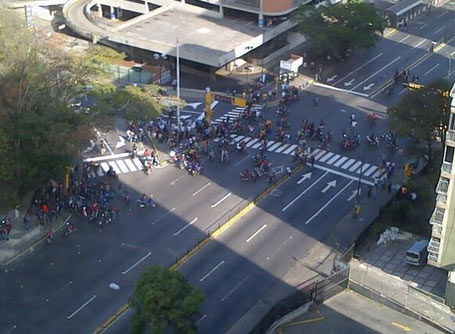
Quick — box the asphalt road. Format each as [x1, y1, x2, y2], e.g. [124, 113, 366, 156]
[2, 4, 454, 334]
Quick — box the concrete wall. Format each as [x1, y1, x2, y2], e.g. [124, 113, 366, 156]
[263, 0, 293, 13]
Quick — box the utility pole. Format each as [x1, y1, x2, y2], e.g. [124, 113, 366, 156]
[176, 38, 181, 132]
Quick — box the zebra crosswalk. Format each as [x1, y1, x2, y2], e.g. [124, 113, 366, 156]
[212, 104, 263, 124]
[230, 134, 386, 179]
[86, 157, 145, 178]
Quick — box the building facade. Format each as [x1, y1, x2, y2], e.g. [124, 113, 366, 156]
[428, 82, 455, 307]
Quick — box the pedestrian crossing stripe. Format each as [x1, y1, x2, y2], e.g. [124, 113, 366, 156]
[212, 105, 263, 124]
[87, 158, 146, 178]
[229, 134, 386, 179]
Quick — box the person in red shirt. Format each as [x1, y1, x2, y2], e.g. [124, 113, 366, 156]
[41, 203, 49, 215]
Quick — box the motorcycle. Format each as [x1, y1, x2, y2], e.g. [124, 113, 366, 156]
[366, 135, 380, 146]
[137, 195, 156, 208]
[62, 223, 76, 237]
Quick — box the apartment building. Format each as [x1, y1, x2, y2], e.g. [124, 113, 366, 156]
[428, 82, 455, 307]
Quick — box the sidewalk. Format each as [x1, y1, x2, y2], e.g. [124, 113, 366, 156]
[0, 207, 71, 267]
[349, 258, 455, 333]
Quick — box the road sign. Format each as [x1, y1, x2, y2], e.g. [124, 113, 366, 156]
[205, 93, 246, 122]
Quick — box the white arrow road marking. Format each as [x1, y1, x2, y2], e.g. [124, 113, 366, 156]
[344, 79, 355, 87]
[352, 56, 401, 90]
[334, 52, 383, 85]
[221, 276, 251, 302]
[321, 180, 337, 193]
[66, 295, 96, 319]
[424, 63, 440, 76]
[192, 182, 211, 196]
[246, 224, 267, 243]
[211, 192, 232, 208]
[347, 189, 361, 201]
[363, 83, 375, 91]
[173, 217, 198, 236]
[121, 252, 152, 275]
[186, 102, 202, 109]
[305, 180, 354, 224]
[326, 75, 338, 82]
[297, 172, 312, 184]
[200, 260, 225, 282]
[282, 172, 328, 211]
[115, 136, 125, 149]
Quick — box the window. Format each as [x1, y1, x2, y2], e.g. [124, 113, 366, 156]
[445, 146, 454, 163]
[450, 113, 455, 131]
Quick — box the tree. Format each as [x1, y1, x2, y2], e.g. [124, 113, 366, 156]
[292, 0, 385, 58]
[388, 79, 451, 158]
[130, 265, 204, 334]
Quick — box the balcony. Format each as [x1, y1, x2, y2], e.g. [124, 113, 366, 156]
[430, 207, 445, 225]
[447, 129, 455, 142]
[432, 223, 443, 235]
[428, 237, 441, 254]
[436, 193, 448, 204]
[437, 178, 450, 194]
[442, 162, 453, 174]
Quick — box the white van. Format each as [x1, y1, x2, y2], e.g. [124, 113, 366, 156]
[405, 240, 429, 266]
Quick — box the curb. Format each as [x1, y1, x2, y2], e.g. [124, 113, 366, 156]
[3, 213, 72, 267]
[92, 164, 303, 333]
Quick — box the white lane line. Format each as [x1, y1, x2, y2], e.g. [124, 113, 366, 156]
[246, 138, 259, 148]
[451, 50, 455, 57]
[424, 63, 440, 76]
[233, 135, 245, 143]
[108, 161, 121, 174]
[170, 174, 185, 185]
[234, 154, 251, 167]
[282, 172, 328, 212]
[435, 26, 445, 34]
[200, 260, 225, 282]
[6, 325, 17, 333]
[100, 162, 110, 172]
[327, 154, 341, 165]
[152, 207, 176, 224]
[102, 138, 114, 155]
[192, 183, 211, 196]
[356, 163, 370, 174]
[349, 161, 362, 172]
[173, 217, 198, 236]
[66, 295, 96, 319]
[398, 35, 409, 43]
[398, 88, 407, 95]
[252, 141, 262, 149]
[246, 224, 267, 243]
[124, 159, 137, 172]
[314, 82, 369, 97]
[311, 163, 374, 186]
[196, 314, 207, 324]
[221, 276, 250, 302]
[341, 158, 356, 169]
[283, 144, 297, 155]
[211, 192, 232, 208]
[116, 160, 129, 173]
[352, 56, 401, 90]
[274, 143, 290, 153]
[334, 52, 383, 85]
[334, 156, 348, 167]
[364, 165, 377, 177]
[305, 180, 354, 225]
[418, 23, 429, 31]
[266, 235, 293, 261]
[414, 39, 426, 49]
[211, 101, 218, 109]
[309, 148, 321, 157]
[268, 142, 282, 152]
[315, 150, 327, 160]
[319, 152, 334, 163]
[132, 158, 143, 170]
[121, 251, 152, 275]
[437, 11, 448, 18]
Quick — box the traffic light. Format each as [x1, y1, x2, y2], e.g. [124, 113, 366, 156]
[404, 163, 412, 178]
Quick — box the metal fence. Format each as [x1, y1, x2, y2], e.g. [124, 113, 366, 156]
[249, 266, 350, 334]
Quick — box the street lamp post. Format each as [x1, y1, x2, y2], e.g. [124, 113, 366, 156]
[176, 38, 181, 133]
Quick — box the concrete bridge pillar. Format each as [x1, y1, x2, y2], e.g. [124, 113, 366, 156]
[219, 5, 224, 18]
[96, 3, 103, 17]
[109, 6, 115, 19]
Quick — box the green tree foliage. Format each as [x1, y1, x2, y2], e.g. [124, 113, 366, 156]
[388, 79, 451, 157]
[130, 265, 204, 334]
[292, 0, 385, 58]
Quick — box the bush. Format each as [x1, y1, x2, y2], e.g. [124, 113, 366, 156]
[389, 200, 412, 223]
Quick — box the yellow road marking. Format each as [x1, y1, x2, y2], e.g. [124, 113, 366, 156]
[93, 164, 303, 334]
[392, 322, 411, 331]
[384, 28, 397, 38]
